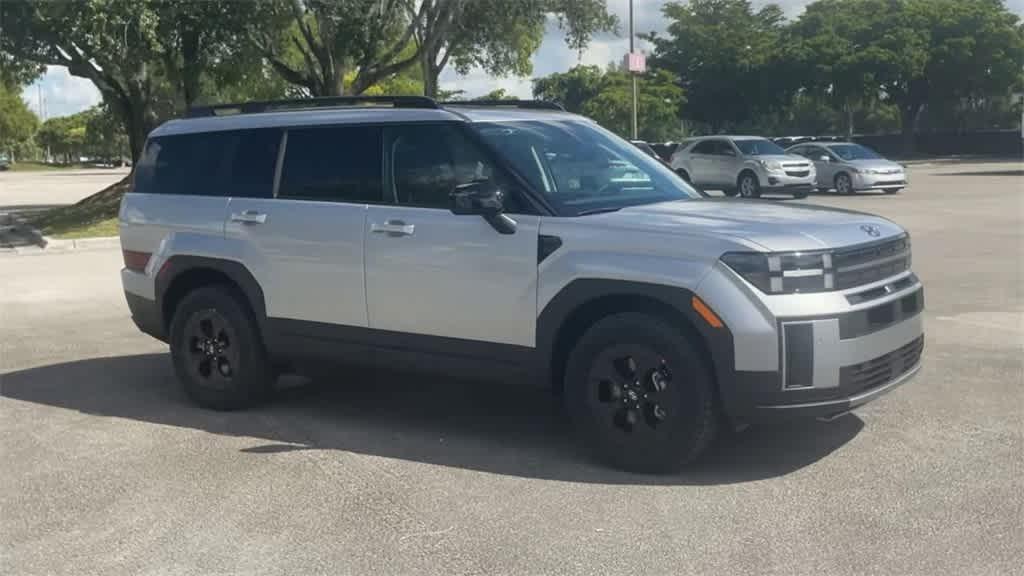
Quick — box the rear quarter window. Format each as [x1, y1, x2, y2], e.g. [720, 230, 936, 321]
[133, 129, 281, 198]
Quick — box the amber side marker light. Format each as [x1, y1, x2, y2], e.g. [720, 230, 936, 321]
[123, 250, 151, 273]
[692, 296, 724, 329]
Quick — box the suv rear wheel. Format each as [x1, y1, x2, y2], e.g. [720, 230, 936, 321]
[564, 312, 717, 472]
[169, 285, 274, 410]
[738, 172, 761, 198]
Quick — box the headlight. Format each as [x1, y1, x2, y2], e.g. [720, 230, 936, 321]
[721, 251, 834, 294]
[757, 159, 784, 172]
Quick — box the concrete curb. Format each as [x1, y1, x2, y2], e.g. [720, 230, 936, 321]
[43, 236, 121, 251]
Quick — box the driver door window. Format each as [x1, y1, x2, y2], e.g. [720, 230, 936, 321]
[389, 124, 522, 213]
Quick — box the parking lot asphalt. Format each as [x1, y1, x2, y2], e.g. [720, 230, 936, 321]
[1, 160, 1021, 575]
[0, 168, 131, 212]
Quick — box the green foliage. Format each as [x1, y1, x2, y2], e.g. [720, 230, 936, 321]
[0, 83, 39, 157]
[84, 104, 130, 161]
[419, 0, 615, 97]
[247, 0, 422, 96]
[473, 88, 515, 101]
[646, 0, 789, 132]
[787, 0, 1024, 147]
[533, 65, 685, 141]
[0, 53, 44, 89]
[532, 65, 607, 113]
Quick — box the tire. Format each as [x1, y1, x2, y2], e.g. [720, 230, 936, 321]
[676, 169, 691, 183]
[169, 285, 274, 410]
[835, 172, 854, 195]
[884, 188, 902, 194]
[564, 312, 718, 473]
[793, 190, 808, 199]
[737, 172, 761, 198]
[722, 187, 739, 197]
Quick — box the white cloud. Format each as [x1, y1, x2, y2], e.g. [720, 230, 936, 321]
[20, 66, 101, 120]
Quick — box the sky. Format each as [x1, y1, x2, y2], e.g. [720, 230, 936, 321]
[21, 0, 1024, 119]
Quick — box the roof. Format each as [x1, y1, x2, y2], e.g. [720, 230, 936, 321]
[151, 103, 579, 137]
[685, 135, 773, 141]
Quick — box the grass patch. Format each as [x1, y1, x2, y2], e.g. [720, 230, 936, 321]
[29, 176, 130, 239]
[5, 161, 91, 172]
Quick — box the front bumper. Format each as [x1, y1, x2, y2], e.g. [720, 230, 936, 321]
[760, 170, 816, 192]
[696, 262, 924, 427]
[854, 172, 907, 190]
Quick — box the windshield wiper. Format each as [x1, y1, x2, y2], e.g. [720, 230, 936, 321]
[576, 207, 623, 216]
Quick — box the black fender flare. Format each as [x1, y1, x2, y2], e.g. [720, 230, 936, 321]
[155, 255, 267, 332]
[535, 279, 736, 405]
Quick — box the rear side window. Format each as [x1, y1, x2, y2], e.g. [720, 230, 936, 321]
[278, 125, 384, 202]
[134, 132, 234, 196]
[224, 129, 281, 198]
[691, 140, 715, 155]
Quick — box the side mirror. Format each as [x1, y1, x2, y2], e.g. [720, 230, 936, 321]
[449, 180, 517, 234]
[819, 155, 831, 163]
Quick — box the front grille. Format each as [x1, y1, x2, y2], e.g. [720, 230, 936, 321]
[839, 336, 923, 394]
[785, 170, 810, 177]
[832, 235, 911, 290]
[839, 288, 923, 339]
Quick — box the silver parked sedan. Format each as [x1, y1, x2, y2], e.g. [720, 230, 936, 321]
[786, 141, 907, 194]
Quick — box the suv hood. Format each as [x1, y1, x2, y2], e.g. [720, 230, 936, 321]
[603, 199, 905, 252]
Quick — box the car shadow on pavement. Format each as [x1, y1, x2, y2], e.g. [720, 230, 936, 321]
[2, 353, 863, 485]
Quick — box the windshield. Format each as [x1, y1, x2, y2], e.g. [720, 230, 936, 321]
[829, 143, 883, 160]
[474, 119, 700, 215]
[733, 139, 787, 156]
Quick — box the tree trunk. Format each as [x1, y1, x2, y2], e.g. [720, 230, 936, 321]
[423, 62, 439, 99]
[899, 102, 922, 156]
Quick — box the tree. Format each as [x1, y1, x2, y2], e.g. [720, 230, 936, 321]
[0, 52, 44, 89]
[790, 0, 1024, 152]
[532, 64, 606, 113]
[247, 0, 425, 97]
[0, 1, 267, 161]
[0, 83, 39, 160]
[533, 65, 685, 141]
[37, 112, 89, 163]
[646, 0, 789, 132]
[474, 88, 515, 101]
[85, 104, 130, 162]
[418, 0, 616, 98]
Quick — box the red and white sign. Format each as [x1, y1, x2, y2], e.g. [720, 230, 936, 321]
[624, 51, 646, 74]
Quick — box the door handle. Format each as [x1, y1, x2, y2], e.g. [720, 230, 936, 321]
[230, 210, 267, 224]
[370, 220, 415, 237]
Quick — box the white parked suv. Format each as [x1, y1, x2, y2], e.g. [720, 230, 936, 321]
[671, 136, 816, 198]
[120, 96, 924, 472]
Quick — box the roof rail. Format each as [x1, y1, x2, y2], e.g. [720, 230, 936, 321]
[187, 95, 439, 118]
[440, 99, 565, 111]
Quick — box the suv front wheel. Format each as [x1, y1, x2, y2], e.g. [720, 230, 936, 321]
[737, 172, 761, 198]
[564, 312, 718, 472]
[169, 285, 274, 410]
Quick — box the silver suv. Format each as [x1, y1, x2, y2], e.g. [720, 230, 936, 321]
[120, 96, 924, 472]
[670, 136, 816, 198]
[786, 141, 907, 194]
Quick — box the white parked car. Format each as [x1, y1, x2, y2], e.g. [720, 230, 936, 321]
[670, 136, 816, 198]
[786, 141, 907, 194]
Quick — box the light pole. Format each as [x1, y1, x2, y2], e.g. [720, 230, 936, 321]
[629, 0, 638, 139]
